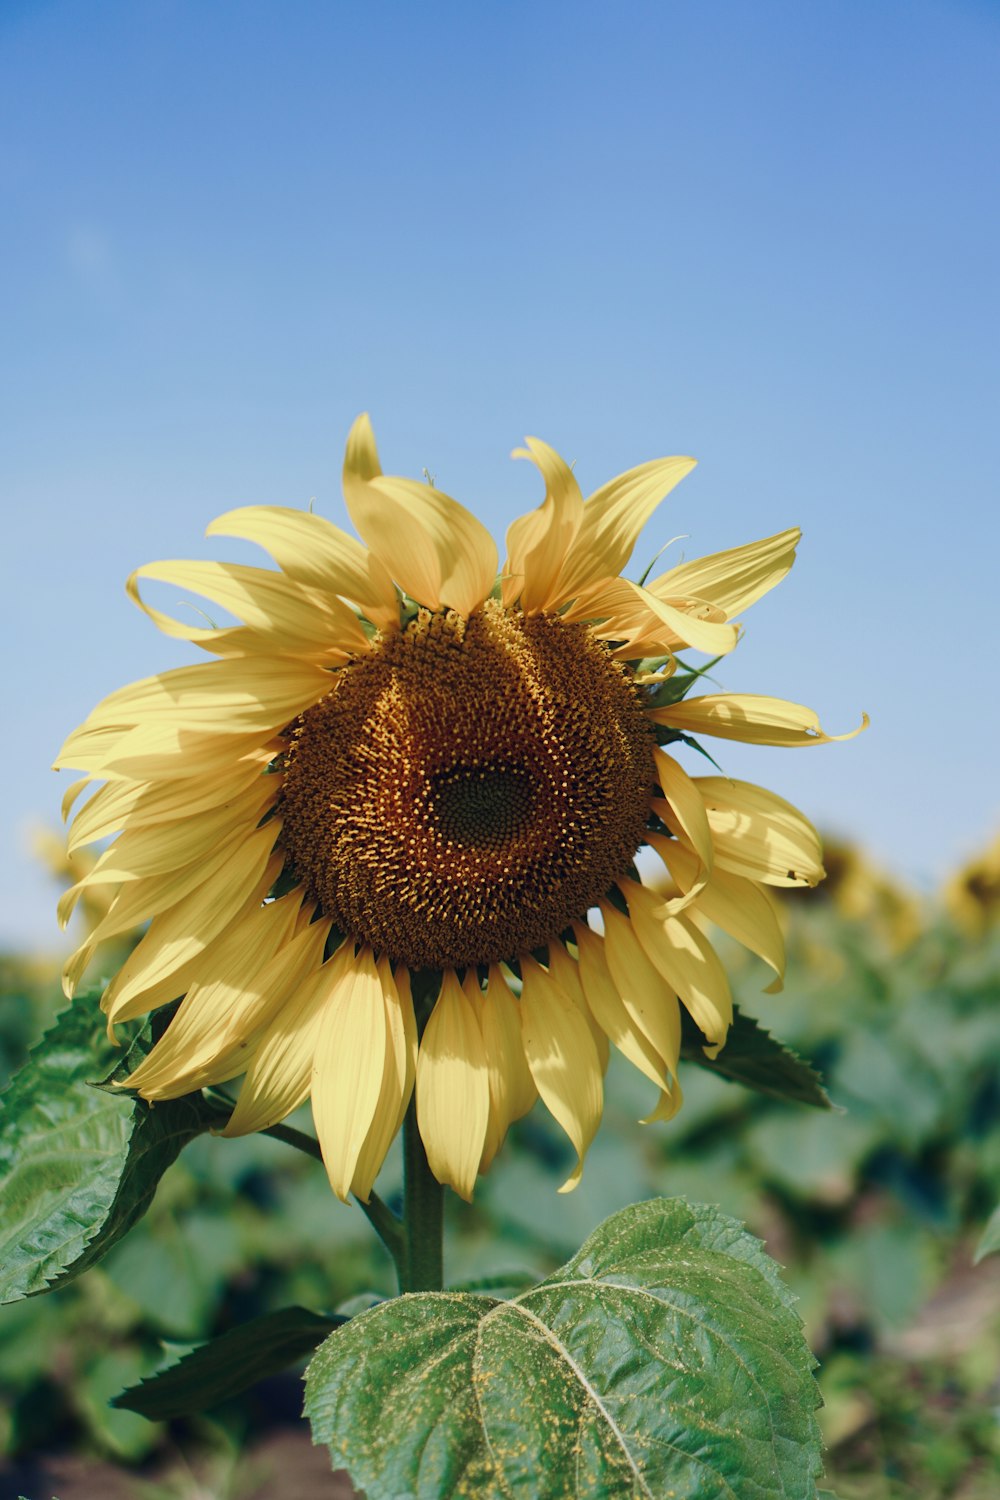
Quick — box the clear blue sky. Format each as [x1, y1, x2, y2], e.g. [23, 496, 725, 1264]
[2, 0, 998, 949]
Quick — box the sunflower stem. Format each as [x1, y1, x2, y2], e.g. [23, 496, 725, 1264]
[259, 1119, 324, 1161]
[355, 1191, 406, 1265]
[400, 1097, 444, 1293]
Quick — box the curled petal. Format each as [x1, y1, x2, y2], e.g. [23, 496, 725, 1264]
[504, 437, 584, 611]
[651, 693, 869, 747]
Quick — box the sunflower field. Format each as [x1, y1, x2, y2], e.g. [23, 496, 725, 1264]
[2, 829, 998, 1499]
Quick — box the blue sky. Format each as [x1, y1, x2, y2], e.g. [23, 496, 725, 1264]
[2, 0, 998, 949]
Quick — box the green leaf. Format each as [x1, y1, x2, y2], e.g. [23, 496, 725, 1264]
[0, 999, 218, 1303]
[974, 1201, 1000, 1264]
[113, 1306, 342, 1419]
[682, 1004, 833, 1109]
[305, 1196, 823, 1499]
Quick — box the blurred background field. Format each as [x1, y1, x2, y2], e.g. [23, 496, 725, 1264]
[2, 833, 999, 1499]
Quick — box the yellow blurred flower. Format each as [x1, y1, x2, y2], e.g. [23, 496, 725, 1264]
[33, 825, 119, 930]
[54, 417, 863, 1201]
[944, 833, 1000, 937]
[787, 836, 923, 955]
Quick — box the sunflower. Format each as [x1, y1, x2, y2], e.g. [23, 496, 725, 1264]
[54, 417, 865, 1202]
[944, 832, 1000, 938]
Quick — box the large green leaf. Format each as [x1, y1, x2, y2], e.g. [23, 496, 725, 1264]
[682, 1004, 833, 1109]
[305, 1197, 823, 1499]
[0, 999, 217, 1303]
[113, 1306, 343, 1419]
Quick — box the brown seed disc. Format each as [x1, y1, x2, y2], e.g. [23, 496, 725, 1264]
[276, 600, 654, 969]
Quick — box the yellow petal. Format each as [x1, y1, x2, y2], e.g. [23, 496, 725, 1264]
[649, 835, 786, 991]
[53, 724, 129, 776]
[132, 921, 330, 1100]
[67, 781, 143, 852]
[518, 955, 602, 1192]
[556, 456, 697, 599]
[68, 751, 273, 852]
[353, 473, 498, 617]
[350, 959, 417, 1201]
[387, 965, 419, 1140]
[222, 942, 354, 1137]
[653, 748, 714, 874]
[573, 923, 672, 1094]
[63, 808, 279, 941]
[469, 971, 503, 1174]
[57, 723, 281, 786]
[504, 438, 584, 612]
[600, 904, 682, 1079]
[476, 966, 536, 1171]
[312, 948, 388, 1202]
[682, 777, 824, 888]
[627, 591, 739, 655]
[609, 594, 729, 660]
[624, 895, 733, 1049]
[641, 1080, 685, 1125]
[415, 971, 490, 1200]
[647, 528, 801, 618]
[122, 891, 309, 1095]
[207, 499, 398, 632]
[651, 693, 869, 747]
[175, 916, 331, 1093]
[67, 777, 278, 891]
[563, 576, 738, 656]
[342, 415, 497, 616]
[128, 560, 370, 658]
[61, 777, 92, 822]
[95, 833, 282, 1017]
[62, 657, 331, 737]
[546, 940, 609, 1073]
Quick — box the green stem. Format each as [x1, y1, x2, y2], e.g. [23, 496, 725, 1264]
[260, 1118, 324, 1161]
[400, 1097, 444, 1292]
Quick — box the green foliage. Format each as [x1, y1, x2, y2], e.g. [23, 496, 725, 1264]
[973, 1201, 1000, 1263]
[306, 1198, 823, 1499]
[2, 892, 999, 1495]
[0, 998, 217, 1304]
[113, 1306, 343, 1420]
[682, 1003, 833, 1108]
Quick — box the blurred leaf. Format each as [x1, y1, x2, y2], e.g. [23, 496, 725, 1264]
[76, 1348, 162, 1459]
[974, 1202, 1000, 1264]
[306, 1197, 822, 1499]
[113, 1305, 342, 1419]
[683, 1004, 833, 1108]
[746, 1109, 877, 1203]
[0, 999, 217, 1303]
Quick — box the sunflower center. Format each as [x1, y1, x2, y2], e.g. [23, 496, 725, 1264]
[431, 764, 537, 848]
[276, 599, 654, 969]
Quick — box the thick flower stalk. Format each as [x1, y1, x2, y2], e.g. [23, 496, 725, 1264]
[55, 418, 865, 1202]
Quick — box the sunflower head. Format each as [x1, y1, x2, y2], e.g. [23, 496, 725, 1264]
[278, 599, 655, 970]
[55, 416, 865, 1202]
